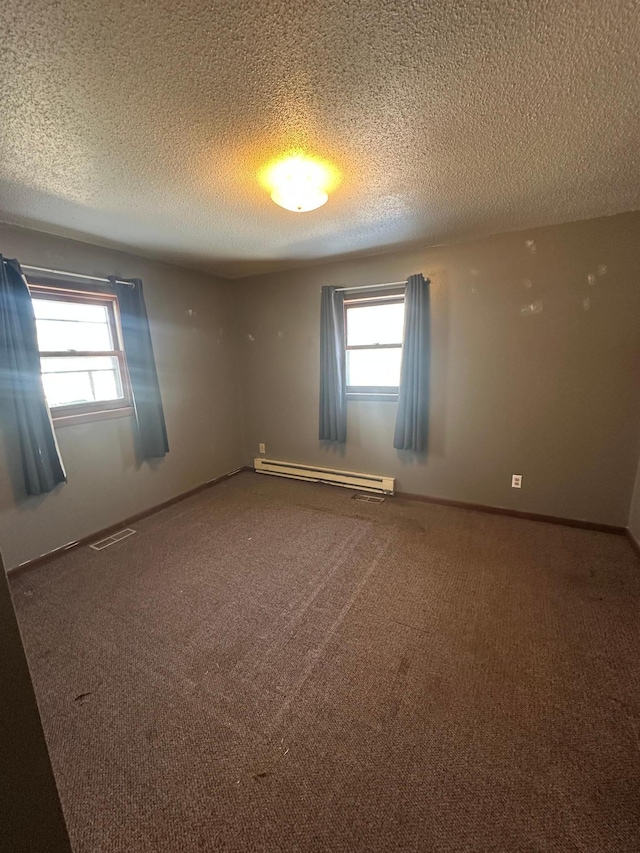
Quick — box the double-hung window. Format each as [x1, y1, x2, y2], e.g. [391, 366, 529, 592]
[28, 281, 132, 424]
[344, 291, 405, 400]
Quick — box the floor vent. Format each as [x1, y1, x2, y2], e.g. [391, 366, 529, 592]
[353, 493, 385, 503]
[89, 528, 137, 551]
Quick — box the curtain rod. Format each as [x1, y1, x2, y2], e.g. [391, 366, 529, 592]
[21, 264, 134, 287]
[334, 280, 406, 293]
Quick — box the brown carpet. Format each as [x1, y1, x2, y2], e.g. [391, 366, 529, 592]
[10, 472, 640, 852]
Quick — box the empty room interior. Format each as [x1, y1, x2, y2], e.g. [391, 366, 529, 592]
[2, 1, 640, 851]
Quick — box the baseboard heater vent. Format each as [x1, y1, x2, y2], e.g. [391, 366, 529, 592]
[254, 458, 394, 495]
[90, 528, 137, 551]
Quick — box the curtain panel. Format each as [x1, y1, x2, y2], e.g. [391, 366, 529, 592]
[319, 285, 347, 443]
[393, 273, 430, 452]
[0, 257, 66, 495]
[112, 278, 169, 459]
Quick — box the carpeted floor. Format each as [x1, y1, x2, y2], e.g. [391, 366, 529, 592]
[10, 471, 640, 852]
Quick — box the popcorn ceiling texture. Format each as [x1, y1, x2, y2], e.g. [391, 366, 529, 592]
[0, 0, 639, 278]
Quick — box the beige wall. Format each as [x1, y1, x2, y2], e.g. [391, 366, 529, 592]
[0, 225, 245, 568]
[237, 212, 640, 527]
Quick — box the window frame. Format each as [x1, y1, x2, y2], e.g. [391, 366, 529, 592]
[27, 279, 134, 426]
[344, 289, 405, 402]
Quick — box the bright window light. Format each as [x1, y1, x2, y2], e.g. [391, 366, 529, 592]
[29, 286, 131, 420]
[344, 295, 405, 396]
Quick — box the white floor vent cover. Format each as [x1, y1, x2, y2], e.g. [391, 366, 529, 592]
[353, 493, 385, 503]
[90, 528, 137, 551]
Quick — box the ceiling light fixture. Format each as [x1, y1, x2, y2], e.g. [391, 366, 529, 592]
[260, 154, 336, 213]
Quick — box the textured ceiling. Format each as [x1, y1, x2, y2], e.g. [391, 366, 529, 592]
[1, 1, 639, 279]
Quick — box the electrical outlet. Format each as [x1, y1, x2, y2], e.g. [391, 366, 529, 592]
[259, 443, 266, 455]
[512, 474, 522, 489]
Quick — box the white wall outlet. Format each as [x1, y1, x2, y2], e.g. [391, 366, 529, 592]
[512, 474, 523, 489]
[259, 443, 266, 455]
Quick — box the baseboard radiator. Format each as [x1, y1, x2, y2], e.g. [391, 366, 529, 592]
[254, 457, 395, 495]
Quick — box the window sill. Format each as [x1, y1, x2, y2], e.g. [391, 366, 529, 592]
[346, 393, 399, 402]
[52, 406, 135, 428]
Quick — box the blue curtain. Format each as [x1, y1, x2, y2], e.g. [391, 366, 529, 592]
[0, 257, 66, 495]
[319, 285, 347, 442]
[112, 278, 169, 459]
[394, 274, 430, 451]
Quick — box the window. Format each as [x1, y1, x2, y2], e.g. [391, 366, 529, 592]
[344, 292, 405, 400]
[28, 283, 132, 424]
